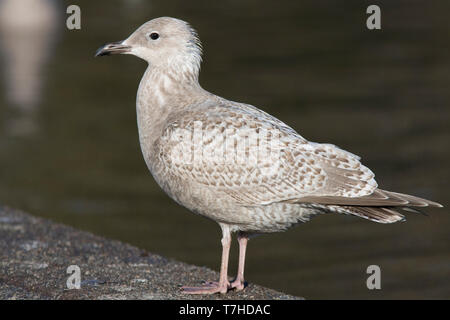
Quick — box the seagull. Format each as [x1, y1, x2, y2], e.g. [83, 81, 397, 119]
[95, 17, 443, 294]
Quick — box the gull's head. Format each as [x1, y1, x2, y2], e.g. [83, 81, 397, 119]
[95, 17, 202, 79]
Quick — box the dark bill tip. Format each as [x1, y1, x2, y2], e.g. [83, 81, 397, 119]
[95, 41, 131, 57]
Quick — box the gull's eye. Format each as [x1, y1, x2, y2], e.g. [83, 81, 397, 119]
[149, 32, 159, 40]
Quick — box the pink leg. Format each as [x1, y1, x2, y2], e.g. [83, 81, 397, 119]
[181, 224, 231, 294]
[230, 232, 248, 291]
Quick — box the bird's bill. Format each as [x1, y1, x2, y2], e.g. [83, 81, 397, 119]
[95, 41, 131, 57]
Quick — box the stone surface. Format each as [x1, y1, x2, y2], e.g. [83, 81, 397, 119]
[0, 206, 301, 300]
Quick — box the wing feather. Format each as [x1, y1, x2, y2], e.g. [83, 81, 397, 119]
[157, 102, 380, 206]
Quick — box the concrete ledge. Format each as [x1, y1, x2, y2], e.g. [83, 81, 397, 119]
[0, 206, 301, 300]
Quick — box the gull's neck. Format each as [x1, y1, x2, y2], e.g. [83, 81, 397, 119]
[138, 64, 203, 106]
[136, 64, 209, 150]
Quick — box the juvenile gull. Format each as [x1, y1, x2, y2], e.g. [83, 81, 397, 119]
[95, 17, 443, 294]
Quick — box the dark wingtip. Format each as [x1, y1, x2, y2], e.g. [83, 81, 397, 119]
[426, 200, 444, 208]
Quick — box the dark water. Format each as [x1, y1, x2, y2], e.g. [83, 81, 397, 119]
[0, 0, 449, 299]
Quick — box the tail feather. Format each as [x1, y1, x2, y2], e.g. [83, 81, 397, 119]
[401, 206, 428, 216]
[339, 206, 405, 224]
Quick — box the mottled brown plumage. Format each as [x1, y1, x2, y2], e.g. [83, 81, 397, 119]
[96, 17, 442, 294]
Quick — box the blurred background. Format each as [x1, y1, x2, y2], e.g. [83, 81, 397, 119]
[0, 0, 448, 299]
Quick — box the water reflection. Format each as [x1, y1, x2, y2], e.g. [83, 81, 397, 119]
[0, 0, 60, 135]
